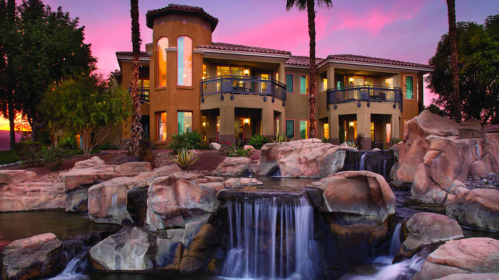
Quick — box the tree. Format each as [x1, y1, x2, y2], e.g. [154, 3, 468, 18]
[286, 0, 332, 139]
[446, 0, 462, 122]
[128, 0, 143, 155]
[427, 15, 499, 125]
[12, 0, 96, 141]
[40, 73, 132, 157]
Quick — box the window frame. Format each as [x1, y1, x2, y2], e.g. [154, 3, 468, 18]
[285, 73, 294, 94]
[156, 111, 167, 142]
[404, 75, 415, 100]
[156, 37, 168, 88]
[176, 111, 193, 135]
[300, 75, 309, 95]
[285, 119, 295, 139]
[177, 35, 193, 87]
[299, 119, 309, 139]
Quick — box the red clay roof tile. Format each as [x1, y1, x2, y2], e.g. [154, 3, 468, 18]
[198, 42, 291, 55]
[146, 4, 218, 30]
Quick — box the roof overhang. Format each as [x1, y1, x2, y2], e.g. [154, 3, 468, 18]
[318, 58, 434, 73]
[198, 48, 291, 60]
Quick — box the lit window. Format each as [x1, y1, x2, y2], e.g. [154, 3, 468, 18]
[385, 78, 393, 88]
[158, 112, 167, 141]
[324, 123, 329, 139]
[157, 37, 168, 87]
[276, 119, 280, 135]
[178, 112, 192, 134]
[286, 74, 293, 93]
[404, 76, 414, 99]
[300, 120, 308, 139]
[202, 64, 207, 80]
[370, 122, 375, 140]
[286, 120, 294, 139]
[365, 78, 374, 86]
[386, 123, 391, 144]
[300, 75, 309, 94]
[177, 36, 192, 86]
[322, 78, 328, 92]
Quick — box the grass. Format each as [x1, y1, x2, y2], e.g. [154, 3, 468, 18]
[0, 150, 20, 165]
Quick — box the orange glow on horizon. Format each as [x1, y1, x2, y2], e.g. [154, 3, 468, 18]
[0, 114, 31, 131]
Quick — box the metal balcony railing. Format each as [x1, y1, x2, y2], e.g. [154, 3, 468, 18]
[201, 75, 286, 105]
[326, 85, 403, 112]
[128, 87, 149, 103]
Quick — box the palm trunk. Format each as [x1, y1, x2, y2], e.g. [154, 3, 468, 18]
[447, 0, 462, 122]
[307, 0, 317, 139]
[129, 0, 143, 155]
[8, 103, 15, 150]
[7, 0, 15, 150]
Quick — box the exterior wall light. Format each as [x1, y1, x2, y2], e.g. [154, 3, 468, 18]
[202, 122, 206, 127]
[349, 77, 354, 83]
[349, 121, 354, 127]
[244, 118, 250, 124]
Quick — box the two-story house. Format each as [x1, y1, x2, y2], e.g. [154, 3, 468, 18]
[114, 4, 434, 150]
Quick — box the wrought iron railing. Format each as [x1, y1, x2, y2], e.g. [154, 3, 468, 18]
[128, 87, 149, 103]
[326, 85, 403, 112]
[201, 75, 286, 105]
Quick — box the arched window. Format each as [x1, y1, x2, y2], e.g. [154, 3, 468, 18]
[157, 37, 168, 87]
[177, 36, 192, 86]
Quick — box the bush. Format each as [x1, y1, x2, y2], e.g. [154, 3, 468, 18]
[41, 147, 69, 171]
[97, 141, 114, 151]
[173, 148, 198, 170]
[0, 150, 20, 165]
[138, 139, 155, 168]
[247, 134, 269, 150]
[219, 143, 253, 157]
[14, 142, 43, 165]
[355, 133, 364, 150]
[322, 137, 329, 143]
[58, 135, 79, 150]
[273, 134, 292, 144]
[168, 130, 203, 152]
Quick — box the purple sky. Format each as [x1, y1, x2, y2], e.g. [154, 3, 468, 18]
[36, 0, 499, 106]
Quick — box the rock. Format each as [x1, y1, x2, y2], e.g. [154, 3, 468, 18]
[2, 233, 64, 280]
[74, 156, 106, 169]
[372, 148, 380, 151]
[224, 178, 263, 189]
[156, 238, 182, 271]
[311, 171, 395, 222]
[0, 170, 37, 184]
[258, 143, 280, 176]
[209, 142, 221, 151]
[415, 238, 499, 279]
[212, 157, 251, 176]
[390, 180, 413, 191]
[146, 173, 224, 229]
[243, 145, 254, 151]
[434, 274, 499, 280]
[446, 189, 499, 231]
[397, 213, 463, 259]
[89, 227, 152, 271]
[391, 111, 499, 205]
[0, 183, 65, 212]
[277, 139, 356, 178]
[116, 162, 152, 173]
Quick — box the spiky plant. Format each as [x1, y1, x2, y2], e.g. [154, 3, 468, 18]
[173, 148, 199, 170]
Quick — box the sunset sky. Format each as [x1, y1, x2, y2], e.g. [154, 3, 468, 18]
[1, 0, 498, 131]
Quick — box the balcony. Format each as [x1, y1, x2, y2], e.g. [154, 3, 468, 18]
[326, 85, 403, 112]
[128, 87, 149, 104]
[201, 76, 286, 105]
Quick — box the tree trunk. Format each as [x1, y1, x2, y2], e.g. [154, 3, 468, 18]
[7, 0, 15, 150]
[447, 0, 462, 122]
[8, 105, 15, 150]
[30, 118, 38, 142]
[307, 0, 317, 139]
[129, 0, 143, 155]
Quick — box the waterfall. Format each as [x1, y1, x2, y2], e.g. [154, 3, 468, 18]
[48, 249, 90, 280]
[389, 223, 402, 257]
[270, 169, 282, 178]
[221, 196, 316, 279]
[359, 153, 366, 170]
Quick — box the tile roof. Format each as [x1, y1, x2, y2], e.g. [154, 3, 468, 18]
[484, 124, 499, 132]
[286, 56, 324, 66]
[146, 4, 218, 30]
[116, 51, 150, 58]
[319, 54, 434, 69]
[198, 42, 291, 55]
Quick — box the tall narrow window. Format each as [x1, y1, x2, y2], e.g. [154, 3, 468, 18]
[322, 78, 328, 92]
[300, 75, 309, 94]
[177, 36, 192, 86]
[178, 112, 192, 134]
[275, 119, 280, 135]
[370, 122, 375, 140]
[286, 120, 294, 139]
[158, 112, 167, 141]
[404, 76, 414, 99]
[286, 74, 293, 93]
[300, 120, 308, 139]
[157, 37, 168, 87]
[324, 123, 329, 139]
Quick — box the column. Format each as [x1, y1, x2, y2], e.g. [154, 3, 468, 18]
[219, 107, 235, 144]
[418, 73, 424, 113]
[277, 62, 286, 84]
[391, 114, 400, 142]
[357, 113, 371, 150]
[327, 65, 335, 89]
[262, 108, 274, 138]
[329, 114, 339, 144]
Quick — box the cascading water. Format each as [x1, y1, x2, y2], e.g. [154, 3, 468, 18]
[220, 196, 317, 279]
[48, 248, 90, 280]
[388, 223, 402, 257]
[359, 153, 366, 171]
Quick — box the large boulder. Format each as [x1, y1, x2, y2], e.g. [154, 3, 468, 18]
[212, 157, 251, 176]
[434, 274, 499, 280]
[74, 156, 106, 169]
[258, 142, 281, 175]
[311, 171, 395, 222]
[87, 164, 182, 225]
[0, 182, 65, 212]
[2, 233, 64, 280]
[414, 238, 499, 279]
[0, 170, 37, 184]
[446, 189, 499, 231]
[397, 212, 463, 259]
[391, 110, 499, 205]
[277, 139, 356, 178]
[89, 227, 152, 271]
[146, 173, 224, 229]
[209, 142, 221, 151]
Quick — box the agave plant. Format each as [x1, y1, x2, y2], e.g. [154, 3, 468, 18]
[346, 141, 358, 149]
[273, 134, 292, 144]
[173, 148, 199, 170]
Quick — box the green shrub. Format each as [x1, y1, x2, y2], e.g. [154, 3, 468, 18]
[247, 134, 269, 150]
[58, 136, 79, 150]
[273, 134, 292, 144]
[322, 137, 329, 143]
[355, 133, 364, 150]
[14, 142, 43, 165]
[0, 150, 20, 165]
[173, 148, 198, 170]
[219, 143, 253, 157]
[41, 147, 69, 171]
[168, 130, 203, 152]
[97, 141, 114, 151]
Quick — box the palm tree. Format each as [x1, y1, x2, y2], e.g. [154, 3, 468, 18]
[446, 0, 462, 122]
[286, 0, 332, 139]
[129, 0, 143, 155]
